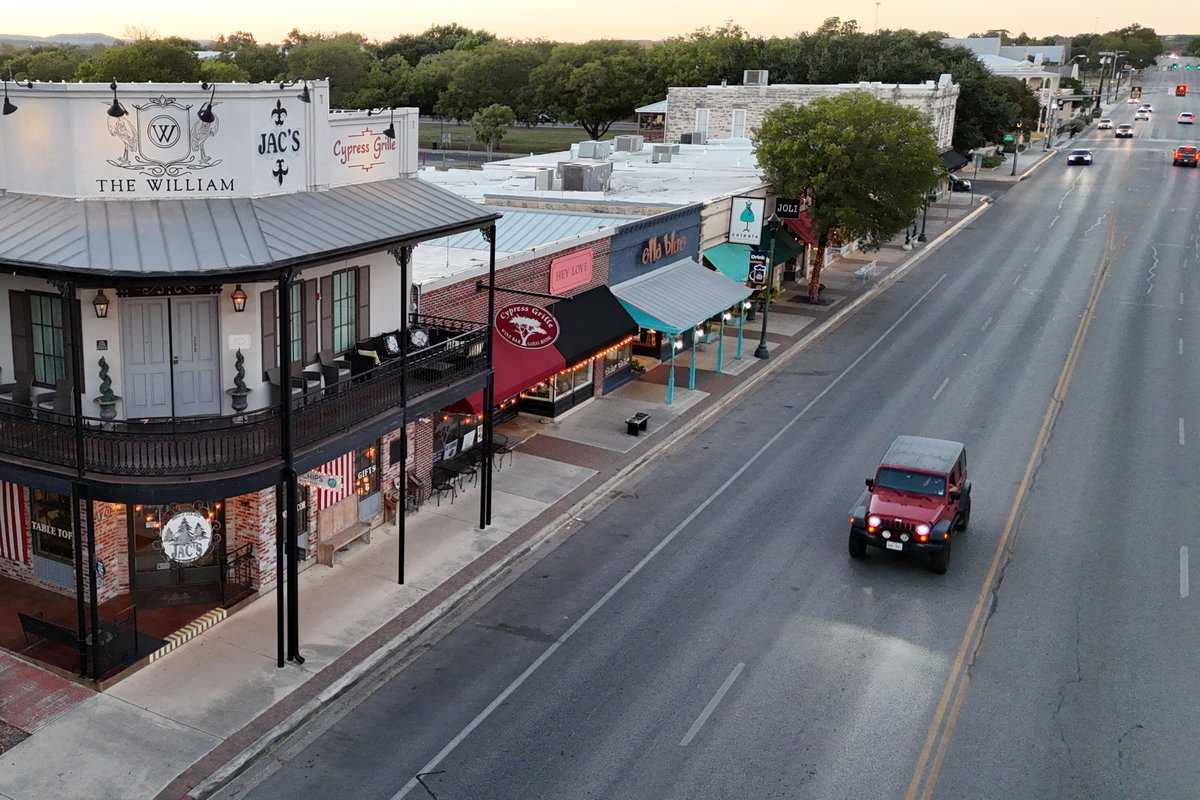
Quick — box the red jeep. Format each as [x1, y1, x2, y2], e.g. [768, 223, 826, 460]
[848, 436, 971, 574]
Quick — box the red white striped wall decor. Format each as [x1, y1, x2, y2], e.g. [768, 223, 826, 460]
[0, 481, 29, 564]
[314, 452, 355, 512]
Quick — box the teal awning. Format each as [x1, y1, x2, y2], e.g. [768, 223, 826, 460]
[702, 231, 806, 283]
[612, 258, 752, 336]
[704, 242, 752, 282]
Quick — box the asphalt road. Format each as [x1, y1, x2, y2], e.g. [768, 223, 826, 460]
[229, 65, 1199, 800]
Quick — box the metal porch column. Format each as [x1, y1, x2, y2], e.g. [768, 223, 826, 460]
[277, 269, 304, 665]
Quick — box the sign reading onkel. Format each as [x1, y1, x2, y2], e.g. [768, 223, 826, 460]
[495, 304, 560, 350]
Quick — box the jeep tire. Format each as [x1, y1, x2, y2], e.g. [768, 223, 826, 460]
[957, 509, 970, 532]
[848, 529, 867, 559]
[928, 539, 951, 575]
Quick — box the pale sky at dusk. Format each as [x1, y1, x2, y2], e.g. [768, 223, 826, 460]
[4, 1, 1175, 43]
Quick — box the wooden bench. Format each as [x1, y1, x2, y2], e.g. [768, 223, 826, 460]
[18, 612, 77, 649]
[316, 522, 373, 567]
[626, 412, 651, 436]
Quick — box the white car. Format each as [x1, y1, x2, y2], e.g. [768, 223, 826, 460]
[1098, 118, 1114, 129]
[1066, 149, 1094, 165]
[1127, 97, 1139, 104]
[1180, 112, 1196, 124]
[1135, 111, 1151, 121]
[1139, 104, 1154, 113]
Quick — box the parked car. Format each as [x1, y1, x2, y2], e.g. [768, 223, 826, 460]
[1174, 146, 1199, 167]
[1180, 112, 1196, 124]
[848, 436, 972, 574]
[948, 175, 972, 192]
[1067, 149, 1094, 165]
[1115, 124, 1135, 138]
[1098, 118, 1114, 129]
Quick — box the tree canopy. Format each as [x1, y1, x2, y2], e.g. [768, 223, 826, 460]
[756, 92, 943, 299]
[533, 41, 654, 139]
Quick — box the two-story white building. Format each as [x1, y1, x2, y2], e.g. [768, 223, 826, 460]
[0, 80, 503, 680]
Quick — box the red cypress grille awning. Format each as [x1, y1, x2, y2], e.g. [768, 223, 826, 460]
[449, 329, 565, 414]
[784, 212, 819, 246]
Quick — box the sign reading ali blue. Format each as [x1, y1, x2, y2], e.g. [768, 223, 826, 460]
[608, 205, 702, 286]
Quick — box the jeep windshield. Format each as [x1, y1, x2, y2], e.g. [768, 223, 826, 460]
[876, 468, 946, 497]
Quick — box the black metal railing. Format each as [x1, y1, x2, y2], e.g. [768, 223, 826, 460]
[0, 326, 489, 479]
[223, 543, 255, 607]
[410, 312, 481, 334]
[92, 605, 139, 680]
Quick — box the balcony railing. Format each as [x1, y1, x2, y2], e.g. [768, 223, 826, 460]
[0, 326, 488, 480]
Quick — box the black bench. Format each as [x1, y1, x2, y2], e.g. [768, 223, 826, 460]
[626, 412, 651, 436]
[18, 612, 77, 649]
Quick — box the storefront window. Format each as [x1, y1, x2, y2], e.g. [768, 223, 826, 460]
[524, 381, 552, 400]
[604, 343, 633, 378]
[554, 369, 574, 396]
[355, 441, 380, 497]
[30, 489, 73, 563]
[132, 501, 224, 574]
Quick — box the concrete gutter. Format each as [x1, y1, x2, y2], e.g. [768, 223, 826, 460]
[188, 197, 994, 799]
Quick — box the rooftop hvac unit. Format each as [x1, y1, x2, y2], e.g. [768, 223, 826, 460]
[561, 164, 586, 191]
[679, 133, 693, 144]
[591, 141, 613, 159]
[668, 143, 681, 154]
[614, 134, 646, 152]
[743, 69, 769, 86]
[561, 162, 613, 191]
[534, 168, 554, 190]
[577, 140, 598, 158]
[651, 144, 673, 163]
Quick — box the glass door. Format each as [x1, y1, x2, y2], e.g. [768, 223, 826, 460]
[131, 501, 226, 607]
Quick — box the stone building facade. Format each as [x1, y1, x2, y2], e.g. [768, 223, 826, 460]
[664, 78, 960, 152]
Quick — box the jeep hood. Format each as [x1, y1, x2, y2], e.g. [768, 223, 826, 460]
[868, 490, 944, 524]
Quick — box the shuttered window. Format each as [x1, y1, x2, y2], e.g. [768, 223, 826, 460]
[331, 269, 357, 354]
[29, 293, 66, 388]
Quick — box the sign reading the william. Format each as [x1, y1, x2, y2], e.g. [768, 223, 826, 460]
[495, 304, 560, 350]
[106, 95, 224, 180]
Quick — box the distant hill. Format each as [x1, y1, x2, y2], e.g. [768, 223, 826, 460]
[0, 32, 120, 48]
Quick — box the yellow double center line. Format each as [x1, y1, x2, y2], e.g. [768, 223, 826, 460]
[904, 212, 1119, 800]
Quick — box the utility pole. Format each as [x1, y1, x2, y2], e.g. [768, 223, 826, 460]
[874, 2, 881, 32]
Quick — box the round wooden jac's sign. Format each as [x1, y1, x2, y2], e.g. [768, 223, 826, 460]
[495, 303, 560, 350]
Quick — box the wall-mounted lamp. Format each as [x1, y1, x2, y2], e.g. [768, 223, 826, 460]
[279, 80, 311, 103]
[107, 80, 127, 118]
[383, 108, 396, 139]
[92, 289, 110, 319]
[2, 70, 30, 116]
[673, 338, 684, 351]
[197, 82, 216, 124]
[231, 284, 247, 313]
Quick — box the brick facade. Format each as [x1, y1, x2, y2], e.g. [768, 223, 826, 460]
[665, 80, 960, 152]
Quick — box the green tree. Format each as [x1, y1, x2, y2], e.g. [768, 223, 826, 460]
[76, 38, 201, 82]
[1188, 39, 1200, 58]
[348, 54, 413, 110]
[22, 47, 89, 81]
[200, 58, 250, 83]
[755, 92, 943, 302]
[285, 35, 373, 108]
[650, 23, 761, 91]
[409, 48, 472, 117]
[471, 103, 516, 153]
[533, 41, 653, 139]
[376, 23, 495, 67]
[214, 31, 286, 82]
[437, 40, 550, 124]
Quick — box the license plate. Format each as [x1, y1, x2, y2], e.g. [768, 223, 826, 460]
[885, 540, 903, 551]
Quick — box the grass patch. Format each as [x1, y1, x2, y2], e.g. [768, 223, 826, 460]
[418, 122, 610, 154]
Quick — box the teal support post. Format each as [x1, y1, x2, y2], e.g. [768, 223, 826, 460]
[737, 308, 745, 359]
[667, 339, 676, 405]
[717, 315, 725, 373]
[688, 332, 697, 390]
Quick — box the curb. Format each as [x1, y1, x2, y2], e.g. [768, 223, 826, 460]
[1017, 148, 1058, 182]
[187, 198, 994, 799]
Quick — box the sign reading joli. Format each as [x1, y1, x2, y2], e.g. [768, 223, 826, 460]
[495, 304, 560, 349]
[641, 231, 687, 265]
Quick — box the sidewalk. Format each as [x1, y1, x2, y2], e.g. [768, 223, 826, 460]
[969, 147, 1057, 183]
[0, 193, 990, 800]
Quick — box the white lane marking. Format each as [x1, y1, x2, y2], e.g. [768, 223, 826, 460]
[1049, 214, 1060, 229]
[1146, 245, 1159, 295]
[1180, 418, 1186, 446]
[1011, 273, 1022, 287]
[679, 662, 746, 747]
[1180, 338, 1184, 356]
[387, 274, 950, 800]
[1181, 547, 1190, 599]
[981, 315, 994, 333]
[1083, 212, 1108, 237]
[932, 377, 951, 401]
[1181, 291, 1186, 306]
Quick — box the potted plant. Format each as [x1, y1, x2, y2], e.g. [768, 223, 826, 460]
[93, 357, 120, 420]
[227, 349, 250, 413]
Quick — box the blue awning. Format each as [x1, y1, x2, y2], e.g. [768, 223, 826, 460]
[611, 258, 752, 336]
[703, 233, 807, 283]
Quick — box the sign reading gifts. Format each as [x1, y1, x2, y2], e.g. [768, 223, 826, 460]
[549, 248, 594, 294]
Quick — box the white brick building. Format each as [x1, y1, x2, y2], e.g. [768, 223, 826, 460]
[664, 75, 961, 153]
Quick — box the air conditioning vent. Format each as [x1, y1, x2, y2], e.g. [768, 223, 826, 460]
[614, 134, 645, 152]
[743, 69, 769, 86]
[533, 168, 554, 190]
[651, 144, 673, 163]
[577, 140, 597, 158]
[679, 132, 693, 145]
[560, 161, 613, 191]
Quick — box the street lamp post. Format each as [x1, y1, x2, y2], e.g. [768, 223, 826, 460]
[1010, 122, 1023, 177]
[918, 193, 929, 243]
[754, 213, 780, 360]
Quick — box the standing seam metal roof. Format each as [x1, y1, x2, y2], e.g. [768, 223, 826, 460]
[0, 178, 500, 279]
[611, 257, 751, 335]
[437, 209, 635, 253]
